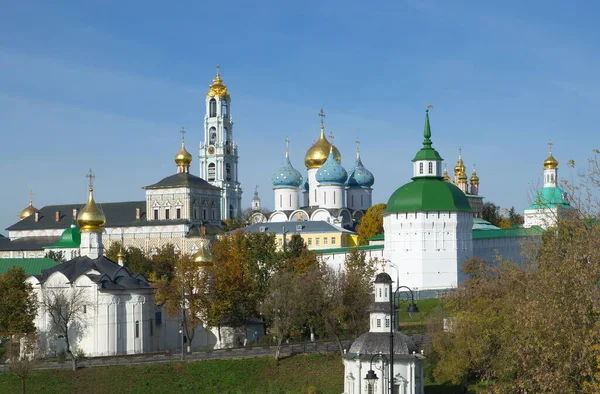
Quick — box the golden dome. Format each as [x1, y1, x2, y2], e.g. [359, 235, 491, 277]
[19, 203, 37, 220]
[116, 246, 125, 261]
[458, 171, 468, 183]
[77, 188, 106, 233]
[304, 126, 342, 169]
[470, 168, 479, 184]
[193, 244, 213, 266]
[19, 191, 37, 220]
[443, 168, 451, 182]
[207, 67, 229, 98]
[174, 142, 193, 166]
[543, 152, 558, 169]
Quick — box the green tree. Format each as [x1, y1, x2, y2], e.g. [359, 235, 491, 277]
[0, 267, 37, 337]
[285, 234, 306, 259]
[342, 248, 377, 336]
[357, 203, 386, 243]
[44, 250, 66, 263]
[482, 201, 501, 226]
[245, 232, 283, 299]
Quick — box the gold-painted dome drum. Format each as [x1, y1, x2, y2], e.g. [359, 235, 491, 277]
[77, 189, 106, 232]
[304, 127, 342, 169]
[543, 153, 558, 169]
[175, 146, 193, 166]
[19, 203, 37, 220]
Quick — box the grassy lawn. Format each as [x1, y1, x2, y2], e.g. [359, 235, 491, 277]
[0, 353, 343, 394]
[0, 351, 484, 394]
[399, 298, 444, 329]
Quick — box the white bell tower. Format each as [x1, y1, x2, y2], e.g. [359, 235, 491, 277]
[199, 66, 243, 220]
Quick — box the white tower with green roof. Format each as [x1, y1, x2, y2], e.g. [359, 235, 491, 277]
[524, 143, 571, 229]
[383, 108, 474, 292]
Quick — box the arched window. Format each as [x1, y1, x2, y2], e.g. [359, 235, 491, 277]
[209, 127, 217, 144]
[229, 204, 234, 219]
[428, 162, 433, 174]
[225, 163, 232, 181]
[419, 162, 424, 174]
[221, 100, 228, 116]
[208, 163, 216, 182]
[209, 99, 217, 117]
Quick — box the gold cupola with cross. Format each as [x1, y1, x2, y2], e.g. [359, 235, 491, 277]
[77, 169, 106, 233]
[175, 127, 192, 173]
[19, 190, 38, 220]
[305, 109, 342, 169]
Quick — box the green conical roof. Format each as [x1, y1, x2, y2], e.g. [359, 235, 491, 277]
[412, 109, 443, 162]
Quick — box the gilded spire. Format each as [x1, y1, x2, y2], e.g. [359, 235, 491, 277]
[77, 169, 106, 233]
[207, 64, 229, 98]
[454, 148, 466, 176]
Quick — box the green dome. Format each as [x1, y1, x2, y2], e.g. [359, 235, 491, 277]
[385, 178, 473, 213]
[45, 222, 81, 249]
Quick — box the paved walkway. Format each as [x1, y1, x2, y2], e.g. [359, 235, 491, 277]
[1, 340, 353, 372]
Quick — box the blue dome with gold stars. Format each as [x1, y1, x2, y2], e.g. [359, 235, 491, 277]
[316, 149, 347, 185]
[272, 155, 303, 189]
[347, 155, 374, 188]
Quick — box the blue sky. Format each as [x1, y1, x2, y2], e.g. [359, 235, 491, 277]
[1, 0, 598, 234]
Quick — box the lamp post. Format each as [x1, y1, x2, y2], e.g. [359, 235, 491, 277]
[364, 353, 389, 393]
[389, 284, 419, 394]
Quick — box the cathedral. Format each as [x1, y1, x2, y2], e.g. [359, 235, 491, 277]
[1, 69, 242, 258]
[249, 110, 375, 229]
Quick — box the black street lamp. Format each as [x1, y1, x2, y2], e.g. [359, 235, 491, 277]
[365, 353, 389, 392]
[389, 283, 419, 393]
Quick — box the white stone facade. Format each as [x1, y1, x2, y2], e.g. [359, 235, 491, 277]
[382, 211, 473, 291]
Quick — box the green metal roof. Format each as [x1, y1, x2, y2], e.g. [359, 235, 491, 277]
[314, 244, 384, 254]
[527, 186, 571, 210]
[366, 233, 384, 241]
[0, 258, 58, 276]
[472, 217, 500, 230]
[45, 224, 81, 249]
[385, 178, 473, 213]
[472, 226, 544, 239]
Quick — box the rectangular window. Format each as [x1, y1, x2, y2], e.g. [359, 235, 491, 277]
[385, 318, 390, 328]
[332, 237, 336, 244]
[83, 305, 87, 314]
[316, 238, 320, 246]
[377, 319, 381, 328]
[176, 208, 181, 219]
[135, 321, 140, 338]
[203, 209, 207, 220]
[153, 209, 159, 220]
[428, 162, 433, 174]
[150, 319, 154, 336]
[323, 192, 326, 205]
[165, 208, 170, 220]
[308, 238, 312, 246]
[324, 237, 328, 245]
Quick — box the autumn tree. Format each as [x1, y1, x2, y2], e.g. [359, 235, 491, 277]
[205, 232, 259, 345]
[244, 232, 284, 299]
[429, 217, 600, 392]
[42, 286, 89, 371]
[357, 203, 386, 243]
